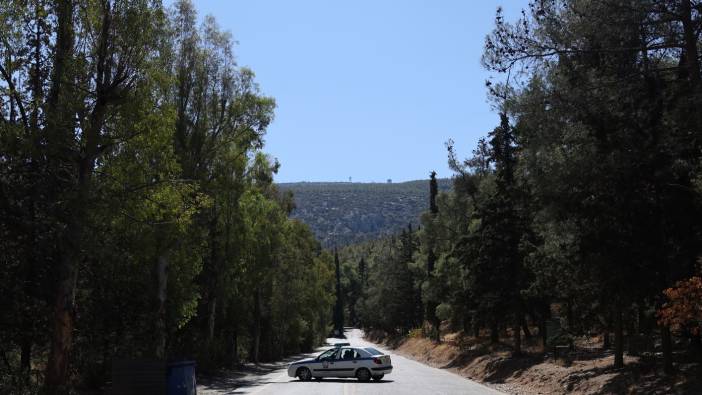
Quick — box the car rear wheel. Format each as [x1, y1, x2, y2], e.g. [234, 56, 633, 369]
[372, 374, 384, 381]
[356, 368, 371, 382]
[297, 367, 312, 381]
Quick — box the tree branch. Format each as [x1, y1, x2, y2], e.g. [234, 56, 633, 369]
[0, 63, 30, 133]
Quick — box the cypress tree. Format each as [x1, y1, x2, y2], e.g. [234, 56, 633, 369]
[333, 249, 344, 336]
[358, 258, 367, 287]
[426, 171, 441, 341]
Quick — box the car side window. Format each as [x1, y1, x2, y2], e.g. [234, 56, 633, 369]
[336, 348, 356, 360]
[318, 349, 337, 360]
[336, 348, 358, 360]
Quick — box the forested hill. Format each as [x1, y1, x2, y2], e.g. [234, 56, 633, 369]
[278, 179, 452, 246]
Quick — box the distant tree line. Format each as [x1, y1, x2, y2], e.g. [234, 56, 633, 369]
[0, 1, 334, 393]
[339, 0, 702, 373]
[279, 179, 452, 246]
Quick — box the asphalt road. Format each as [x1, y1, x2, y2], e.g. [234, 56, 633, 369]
[198, 328, 505, 395]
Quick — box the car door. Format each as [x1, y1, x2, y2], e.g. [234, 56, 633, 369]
[312, 350, 339, 377]
[332, 348, 359, 377]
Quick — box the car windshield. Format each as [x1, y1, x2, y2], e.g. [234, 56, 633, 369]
[317, 348, 337, 360]
[364, 347, 383, 355]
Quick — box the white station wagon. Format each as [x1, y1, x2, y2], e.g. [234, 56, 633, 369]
[287, 343, 393, 382]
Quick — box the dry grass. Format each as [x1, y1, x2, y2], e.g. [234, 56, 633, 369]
[369, 329, 701, 395]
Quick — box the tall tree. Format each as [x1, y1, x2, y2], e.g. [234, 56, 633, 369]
[42, 2, 166, 391]
[424, 171, 441, 341]
[333, 249, 344, 336]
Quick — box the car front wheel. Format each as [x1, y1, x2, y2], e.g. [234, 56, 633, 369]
[356, 368, 371, 382]
[297, 367, 312, 381]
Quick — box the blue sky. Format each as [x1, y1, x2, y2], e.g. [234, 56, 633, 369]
[183, 0, 528, 182]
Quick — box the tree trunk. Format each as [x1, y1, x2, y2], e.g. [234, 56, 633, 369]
[20, 336, 31, 375]
[43, 2, 76, 392]
[45, 114, 107, 392]
[539, 303, 549, 351]
[252, 288, 261, 364]
[426, 250, 440, 341]
[207, 297, 217, 343]
[513, 313, 522, 357]
[565, 302, 574, 331]
[206, 213, 219, 344]
[637, 303, 647, 335]
[661, 324, 673, 375]
[20, 217, 35, 378]
[521, 316, 532, 339]
[490, 320, 499, 344]
[333, 251, 343, 335]
[426, 300, 440, 342]
[681, 0, 700, 86]
[46, 0, 114, 389]
[539, 318, 547, 351]
[230, 329, 239, 367]
[46, 193, 86, 393]
[603, 331, 611, 350]
[45, 238, 80, 393]
[689, 331, 702, 362]
[614, 305, 624, 369]
[155, 254, 168, 359]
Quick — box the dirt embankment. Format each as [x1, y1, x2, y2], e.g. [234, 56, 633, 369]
[366, 330, 701, 395]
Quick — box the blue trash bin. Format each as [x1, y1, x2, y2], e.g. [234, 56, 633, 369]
[167, 360, 196, 395]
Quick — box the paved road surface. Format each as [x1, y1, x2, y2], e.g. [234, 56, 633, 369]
[198, 328, 505, 395]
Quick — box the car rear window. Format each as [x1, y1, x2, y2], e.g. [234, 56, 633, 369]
[364, 347, 383, 355]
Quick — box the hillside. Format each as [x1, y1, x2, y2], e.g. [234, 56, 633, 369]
[278, 179, 452, 246]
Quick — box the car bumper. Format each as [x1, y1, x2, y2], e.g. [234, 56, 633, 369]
[371, 365, 392, 375]
[287, 365, 298, 377]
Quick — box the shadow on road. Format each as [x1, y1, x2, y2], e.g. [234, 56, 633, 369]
[197, 352, 318, 394]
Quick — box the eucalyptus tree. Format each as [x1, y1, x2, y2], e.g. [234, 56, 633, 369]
[1, 1, 332, 392]
[0, 1, 172, 391]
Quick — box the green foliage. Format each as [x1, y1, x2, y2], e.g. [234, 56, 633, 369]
[338, 0, 702, 372]
[435, 303, 453, 322]
[336, 228, 423, 335]
[0, 0, 333, 391]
